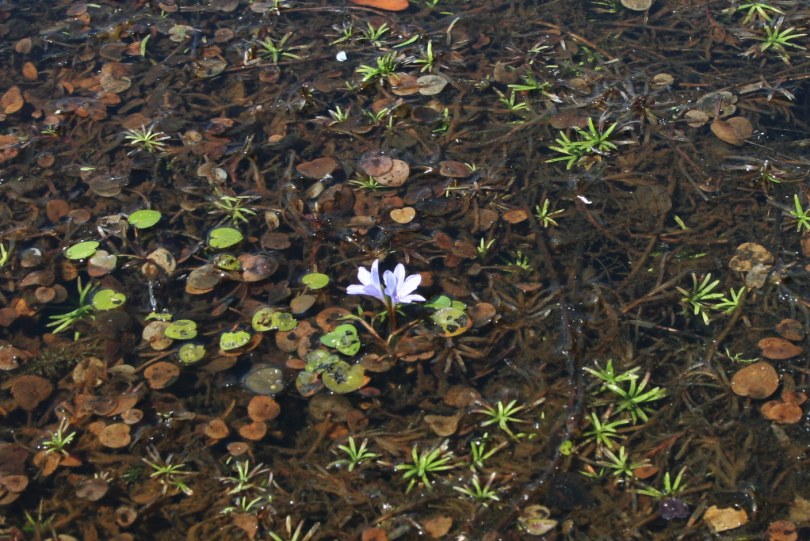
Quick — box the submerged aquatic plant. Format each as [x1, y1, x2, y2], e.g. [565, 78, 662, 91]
[123, 125, 170, 154]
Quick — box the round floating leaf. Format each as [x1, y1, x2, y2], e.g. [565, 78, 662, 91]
[242, 364, 285, 395]
[220, 329, 252, 351]
[66, 241, 99, 260]
[91, 289, 126, 311]
[305, 349, 340, 374]
[207, 227, 243, 250]
[320, 324, 361, 356]
[164, 319, 198, 340]
[302, 272, 330, 290]
[272, 312, 298, 332]
[127, 209, 161, 229]
[178, 343, 206, 364]
[295, 370, 323, 397]
[251, 307, 298, 332]
[322, 362, 366, 394]
[431, 306, 472, 337]
[213, 253, 242, 271]
[252, 307, 278, 332]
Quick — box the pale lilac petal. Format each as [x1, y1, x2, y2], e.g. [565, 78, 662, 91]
[347, 260, 386, 302]
[398, 274, 421, 297]
[398, 292, 426, 304]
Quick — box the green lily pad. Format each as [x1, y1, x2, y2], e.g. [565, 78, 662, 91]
[272, 312, 298, 332]
[128, 209, 162, 229]
[251, 307, 298, 332]
[91, 289, 127, 310]
[301, 272, 330, 290]
[66, 241, 100, 260]
[220, 329, 252, 351]
[145, 311, 173, 322]
[322, 361, 366, 394]
[426, 295, 466, 311]
[305, 349, 340, 374]
[207, 227, 243, 250]
[320, 324, 361, 356]
[431, 306, 472, 337]
[213, 253, 242, 271]
[178, 343, 206, 364]
[164, 319, 198, 340]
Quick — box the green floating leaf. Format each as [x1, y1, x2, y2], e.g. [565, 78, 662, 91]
[164, 319, 198, 340]
[320, 324, 361, 356]
[128, 209, 162, 229]
[305, 349, 340, 374]
[91, 289, 127, 311]
[178, 343, 206, 364]
[220, 329, 251, 351]
[207, 227, 243, 250]
[251, 307, 298, 332]
[213, 253, 242, 271]
[431, 306, 471, 337]
[322, 361, 366, 394]
[272, 312, 298, 332]
[426, 295, 466, 311]
[145, 311, 173, 322]
[301, 272, 330, 290]
[66, 241, 99, 260]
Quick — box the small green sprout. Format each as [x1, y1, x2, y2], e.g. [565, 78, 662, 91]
[584, 359, 639, 391]
[453, 472, 501, 504]
[256, 32, 302, 63]
[676, 273, 724, 324]
[473, 398, 544, 440]
[548, 118, 618, 169]
[356, 51, 399, 82]
[359, 22, 390, 47]
[497, 90, 529, 113]
[585, 360, 665, 424]
[0, 241, 10, 268]
[41, 417, 76, 456]
[468, 433, 508, 471]
[413, 40, 436, 72]
[331, 22, 354, 45]
[712, 286, 746, 315]
[476, 238, 496, 259]
[268, 516, 320, 541]
[788, 193, 810, 232]
[211, 192, 258, 225]
[124, 125, 170, 154]
[142, 446, 194, 496]
[327, 105, 350, 124]
[611, 371, 667, 424]
[758, 18, 806, 62]
[328, 437, 379, 471]
[395, 441, 457, 493]
[598, 445, 647, 480]
[506, 251, 533, 273]
[723, 347, 759, 364]
[219, 459, 273, 496]
[582, 411, 628, 450]
[46, 277, 95, 337]
[534, 199, 564, 228]
[348, 176, 383, 190]
[635, 467, 688, 499]
[363, 106, 392, 124]
[732, 1, 783, 25]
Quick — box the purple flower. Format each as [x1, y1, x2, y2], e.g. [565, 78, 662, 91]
[383, 263, 425, 306]
[346, 259, 386, 303]
[347, 260, 425, 307]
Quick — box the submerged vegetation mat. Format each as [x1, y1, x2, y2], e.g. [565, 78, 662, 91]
[0, 0, 809, 539]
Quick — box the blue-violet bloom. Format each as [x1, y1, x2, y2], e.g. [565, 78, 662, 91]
[346, 259, 386, 303]
[347, 259, 425, 307]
